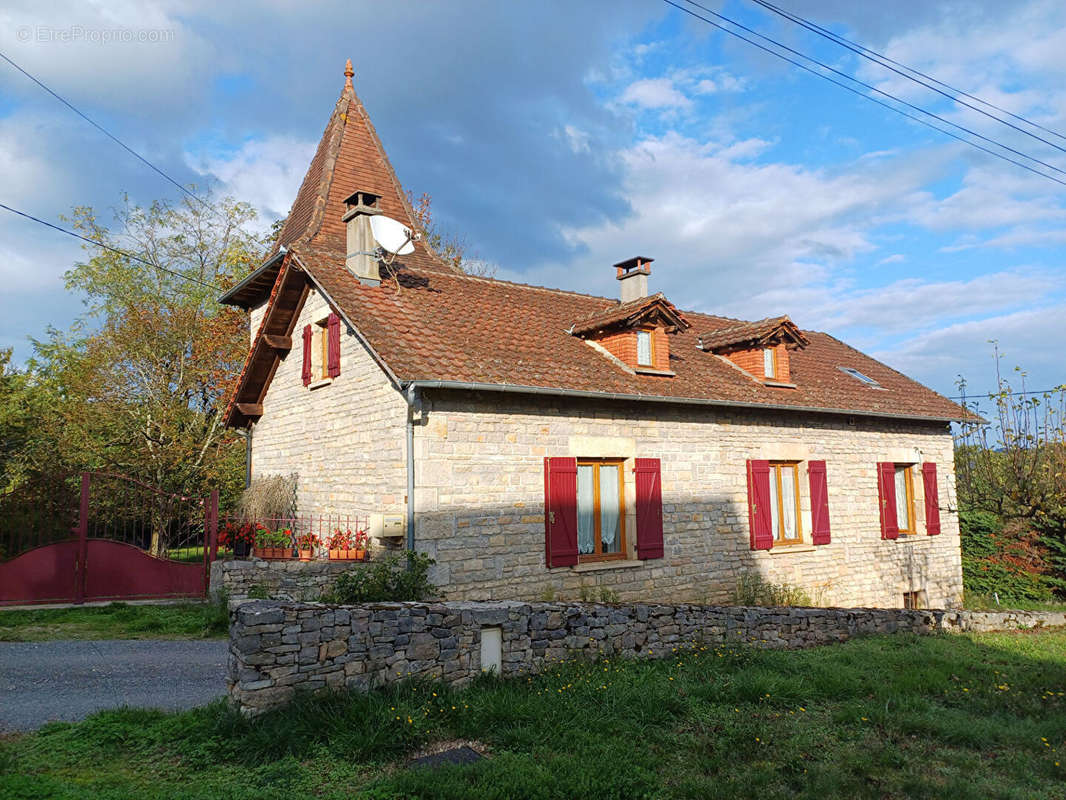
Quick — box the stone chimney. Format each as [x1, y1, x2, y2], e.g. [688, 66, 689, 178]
[614, 256, 653, 304]
[342, 190, 382, 286]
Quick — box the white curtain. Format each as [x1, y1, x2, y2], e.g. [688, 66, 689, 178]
[780, 466, 797, 540]
[894, 466, 910, 530]
[577, 465, 594, 554]
[599, 465, 620, 553]
[637, 331, 652, 365]
[769, 467, 780, 539]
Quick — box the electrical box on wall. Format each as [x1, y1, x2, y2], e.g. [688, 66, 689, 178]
[369, 513, 405, 538]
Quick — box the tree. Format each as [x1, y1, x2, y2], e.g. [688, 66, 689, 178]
[407, 191, 498, 277]
[23, 192, 266, 547]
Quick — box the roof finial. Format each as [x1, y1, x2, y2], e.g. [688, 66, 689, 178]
[344, 58, 354, 89]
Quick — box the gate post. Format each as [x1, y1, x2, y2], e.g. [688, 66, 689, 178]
[74, 471, 90, 604]
[202, 490, 219, 598]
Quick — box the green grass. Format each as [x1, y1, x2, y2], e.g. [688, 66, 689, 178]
[964, 592, 1066, 612]
[3, 630, 1066, 799]
[0, 601, 229, 641]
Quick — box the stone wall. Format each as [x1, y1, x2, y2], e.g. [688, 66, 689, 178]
[414, 390, 963, 608]
[250, 285, 408, 520]
[228, 599, 1066, 715]
[211, 559, 366, 602]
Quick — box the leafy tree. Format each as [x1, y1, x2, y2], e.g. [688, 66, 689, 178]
[407, 191, 497, 277]
[21, 192, 266, 533]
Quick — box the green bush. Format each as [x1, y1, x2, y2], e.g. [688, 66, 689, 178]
[960, 510, 1053, 602]
[323, 552, 436, 603]
[730, 570, 811, 607]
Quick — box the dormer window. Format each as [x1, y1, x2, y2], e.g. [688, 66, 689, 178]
[637, 330, 653, 366]
[763, 347, 777, 379]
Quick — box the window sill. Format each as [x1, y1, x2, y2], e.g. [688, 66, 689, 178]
[634, 367, 676, 377]
[308, 378, 333, 390]
[769, 543, 817, 554]
[894, 535, 929, 544]
[573, 559, 644, 573]
[762, 380, 797, 389]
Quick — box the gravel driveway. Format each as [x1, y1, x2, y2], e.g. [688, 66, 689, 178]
[0, 640, 228, 732]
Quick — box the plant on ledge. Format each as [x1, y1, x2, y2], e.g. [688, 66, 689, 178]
[295, 532, 320, 562]
[218, 522, 257, 558]
[253, 527, 293, 560]
[323, 551, 436, 603]
[326, 528, 368, 561]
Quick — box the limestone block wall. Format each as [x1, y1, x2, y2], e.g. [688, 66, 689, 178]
[210, 559, 366, 602]
[250, 286, 408, 520]
[228, 600, 1066, 716]
[413, 390, 964, 608]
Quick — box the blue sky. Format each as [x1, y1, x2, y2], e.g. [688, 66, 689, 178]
[1, 0, 1064, 414]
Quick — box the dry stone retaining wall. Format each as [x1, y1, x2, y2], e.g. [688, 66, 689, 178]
[228, 599, 1066, 715]
[211, 559, 365, 602]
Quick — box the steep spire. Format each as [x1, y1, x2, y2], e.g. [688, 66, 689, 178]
[269, 60, 458, 274]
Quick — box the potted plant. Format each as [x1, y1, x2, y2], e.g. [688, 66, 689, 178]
[296, 532, 319, 561]
[272, 528, 294, 559]
[353, 528, 368, 561]
[327, 528, 354, 560]
[220, 522, 256, 558]
[253, 526, 293, 560]
[251, 524, 272, 559]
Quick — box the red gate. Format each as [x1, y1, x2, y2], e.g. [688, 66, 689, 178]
[0, 472, 219, 606]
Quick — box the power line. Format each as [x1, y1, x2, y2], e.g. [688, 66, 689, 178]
[0, 50, 226, 223]
[949, 387, 1066, 400]
[747, 0, 1066, 154]
[664, 0, 1066, 187]
[0, 201, 221, 291]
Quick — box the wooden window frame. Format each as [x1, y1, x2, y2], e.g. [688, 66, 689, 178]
[763, 347, 778, 379]
[636, 328, 655, 367]
[316, 318, 330, 381]
[576, 458, 627, 562]
[903, 590, 923, 609]
[894, 464, 916, 536]
[769, 461, 803, 546]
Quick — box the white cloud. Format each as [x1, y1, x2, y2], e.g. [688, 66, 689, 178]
[877, 253, 905, 265]
[620, 77, 691, 110]
[186, 135, 316, 224]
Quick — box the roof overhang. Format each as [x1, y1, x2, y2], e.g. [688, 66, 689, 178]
[218, 250, 288, 309]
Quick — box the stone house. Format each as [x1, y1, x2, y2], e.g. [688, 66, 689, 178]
[221, 62, 976, 608]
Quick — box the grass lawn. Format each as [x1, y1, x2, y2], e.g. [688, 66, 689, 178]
[2, 630, 1065, 799]
[0, 601, 228, 642]
[964, 593, 1066, 613]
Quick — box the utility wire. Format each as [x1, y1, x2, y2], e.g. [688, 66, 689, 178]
[0, 50, 228, 223]
[747, 0, 1066, 154]
[665, 0, 1066, 186]
[749, 0, 1066, 145]
[949, 387, 1066, 400]
[0, 201, 221, 291]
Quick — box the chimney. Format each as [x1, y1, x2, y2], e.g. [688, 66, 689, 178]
[614, 256, 653, 303]
[342, 190, 382, 286]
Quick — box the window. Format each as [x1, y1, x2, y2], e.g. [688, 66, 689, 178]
[576, 459, 626, 560]
[903, 590, 923, 609]
[768, 462, 803, 545]
[317, 319, 330, 379]
[894, 464, 916, 535]
[763, 347, 777, 379]
[838, 366, 882, 388]
[636, 330, 653, 366]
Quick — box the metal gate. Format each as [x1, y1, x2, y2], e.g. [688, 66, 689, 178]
[0, 472, 219, 606]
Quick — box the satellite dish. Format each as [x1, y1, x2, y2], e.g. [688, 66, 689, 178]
[369, 215, 416, 255]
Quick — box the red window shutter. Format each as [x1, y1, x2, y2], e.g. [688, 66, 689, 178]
[877, 462, 899, 540]
[808, 460, 831, 545]
[634, 458, 664, 560]
[327, 313, 341, 378]
[301, 324, 312, 386]
[922, 462, 941, 535]
[544, 457, 578, 568]
[746, 460, 773, 550]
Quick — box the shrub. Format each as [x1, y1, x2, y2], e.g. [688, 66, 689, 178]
[323, 552, 436, 603]
[960, 510, 1053, 602]
[237, 474, 297, 521]
[730, 570, 811, 607]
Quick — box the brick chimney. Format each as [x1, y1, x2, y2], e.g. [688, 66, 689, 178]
[342, 190, 382, 286]
[614, 256, 653, 304]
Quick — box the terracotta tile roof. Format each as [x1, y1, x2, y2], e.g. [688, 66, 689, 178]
[570, 293, 691, 335]
[278, 246, 977, 423]
[697, 315, 810, 351]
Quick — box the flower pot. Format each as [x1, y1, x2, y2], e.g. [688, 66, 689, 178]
[298, 548, 314, 561]
[234, 541, 250, 558]
[354, 548, 366, 561]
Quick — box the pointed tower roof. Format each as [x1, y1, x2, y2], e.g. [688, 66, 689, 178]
[272, 59, 455, 268]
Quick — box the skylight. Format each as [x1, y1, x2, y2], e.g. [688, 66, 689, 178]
[838, 366, 883, 388]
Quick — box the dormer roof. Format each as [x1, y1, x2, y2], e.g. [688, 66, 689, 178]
[570, 293, 691, 337]
[697, 315, 809, 352]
